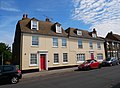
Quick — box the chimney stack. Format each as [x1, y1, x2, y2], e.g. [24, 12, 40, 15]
[45, 17, 50, 22]
[93, 28, 96, 34]
[22, 14, 28, 20]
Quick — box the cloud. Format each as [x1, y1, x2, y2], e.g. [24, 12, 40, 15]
[0, 0, 20, 12]
[0, 16, 21, 46]
[72, 0, 120, 37]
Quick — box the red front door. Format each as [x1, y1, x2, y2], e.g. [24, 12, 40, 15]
[91, 53, 94, 60]
[40, 54, 46, 70]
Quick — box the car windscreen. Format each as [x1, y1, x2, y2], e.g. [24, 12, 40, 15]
[86, 60, 92, 63]
[106, 58, 111, 61]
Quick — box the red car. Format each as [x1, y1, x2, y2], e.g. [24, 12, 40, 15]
[78, 59, 101, 70]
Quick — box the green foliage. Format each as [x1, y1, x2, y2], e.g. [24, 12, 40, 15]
[0, 42, 12, 60]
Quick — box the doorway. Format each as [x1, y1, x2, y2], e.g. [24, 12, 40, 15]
[40, 54, 46, 70]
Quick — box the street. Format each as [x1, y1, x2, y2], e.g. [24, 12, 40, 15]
[0, 65, 120, 88]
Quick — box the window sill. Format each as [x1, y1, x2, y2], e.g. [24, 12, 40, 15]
[52, 46, 58, 48]
[29, 64, 38, 67]
[63, 62, 68, 64]
[97, 60, 103, 62]
[77, 61, 84, 64]
[31, 45, 39, 47]
[61, 46, 67, 48]
[53, 63, 59, 65]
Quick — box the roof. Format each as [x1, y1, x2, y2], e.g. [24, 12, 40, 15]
[17, 16, 104, 41]
[106, 32, 120, 42]
[18, 17, 68, 37]
[65, 27, 104, 41]
[113, 34, 120, 41]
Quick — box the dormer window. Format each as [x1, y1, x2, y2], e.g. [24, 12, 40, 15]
[77, 30, 82, 36]
[92, 33, 97, 38]
[56, 24, 62, 33]
[31, 20, 38, 30]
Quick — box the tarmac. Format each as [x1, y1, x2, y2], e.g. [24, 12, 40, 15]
[22, 67, 78, 79]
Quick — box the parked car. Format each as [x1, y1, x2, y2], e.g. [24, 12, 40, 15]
[78, 59, 101, 70]
[102, 57, 119, 66]
[0, 65, 22, 84]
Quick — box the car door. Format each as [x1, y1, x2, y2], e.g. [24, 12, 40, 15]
[90, 60, 96, 68]
[2, 66, 14, 81]
[0, 66, 3, 80]
[94, 60, 99, 68]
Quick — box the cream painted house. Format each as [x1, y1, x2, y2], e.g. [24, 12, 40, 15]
[12, 14, 105, 72]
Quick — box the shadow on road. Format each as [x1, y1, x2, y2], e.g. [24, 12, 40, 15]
[0, 81, 12, 86]
[111, 83, 120, 88]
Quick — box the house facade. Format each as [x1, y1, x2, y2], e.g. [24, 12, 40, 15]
[104, 32, 120, 59]
[12, 14, 105, 71]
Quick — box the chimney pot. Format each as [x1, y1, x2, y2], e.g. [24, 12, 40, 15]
[45, 17, 50, 22]
[26, 14, 28, 18]
[22, 14, 28, 20]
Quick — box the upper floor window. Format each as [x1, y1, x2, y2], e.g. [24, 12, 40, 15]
[32, 36, 39, 46]
[112, 42, 115, 49]
[62, 38, 67, 47]
[31, 20, 38, 30]
[78, 39, 83, 48]
[97, 42, 101, 49]
[56, 24, 62, 33]
[89, 40, 93, 49]
[92, 33, 97, 38]
[117, 43, 120, 49]
[77, 30, 82, 36]
[107, 42, 110, 49]
[53, 38, 58, 47]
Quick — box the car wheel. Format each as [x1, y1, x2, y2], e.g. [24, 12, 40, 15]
[11, 76, 19, 84]
[86, 66, 91, 70]
[98, 64, 101, 68]
[110, 63, 112, 66]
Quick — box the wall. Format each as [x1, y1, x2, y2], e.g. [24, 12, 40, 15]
[21, 33, 105, 70]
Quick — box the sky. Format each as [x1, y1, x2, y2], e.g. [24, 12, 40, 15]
[0, 0, 120, 47]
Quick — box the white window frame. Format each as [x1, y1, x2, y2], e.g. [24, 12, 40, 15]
[77, 30, 82, 36]
[78, 39, 83, 48]
[31, 20, 38, 30]
[53, 37, 58, 47]
[32, 36, 39, 46]
[29, 53, 38, 66]
[62, 38, 67, 47]
[89, 40, 93, 49]
[97, 53, 103, 61]
[97, 42, 101, 49]
[92, 33, 96, 38]
[53, 53, 59, 64]
[56, 24, 62, 33]
[63, 53, 68, 63]
[77, 54, 85, 63]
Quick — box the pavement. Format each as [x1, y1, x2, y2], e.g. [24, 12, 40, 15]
[22, 67, 78, 79]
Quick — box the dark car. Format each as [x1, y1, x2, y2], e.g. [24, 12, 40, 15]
[102, 57, 119, 66]
[78, 59, 101, 70]
[0, 65, 22, 84]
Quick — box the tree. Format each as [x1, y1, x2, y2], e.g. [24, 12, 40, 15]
[0, 42, 12, 65]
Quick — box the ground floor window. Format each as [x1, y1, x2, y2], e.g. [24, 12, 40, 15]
[77, 54, 85, 62]
[63, 53, 68, 63]
[54, 53, 59, 63]
[97, 53, 103, 60]
[30, 53, 37, 66]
